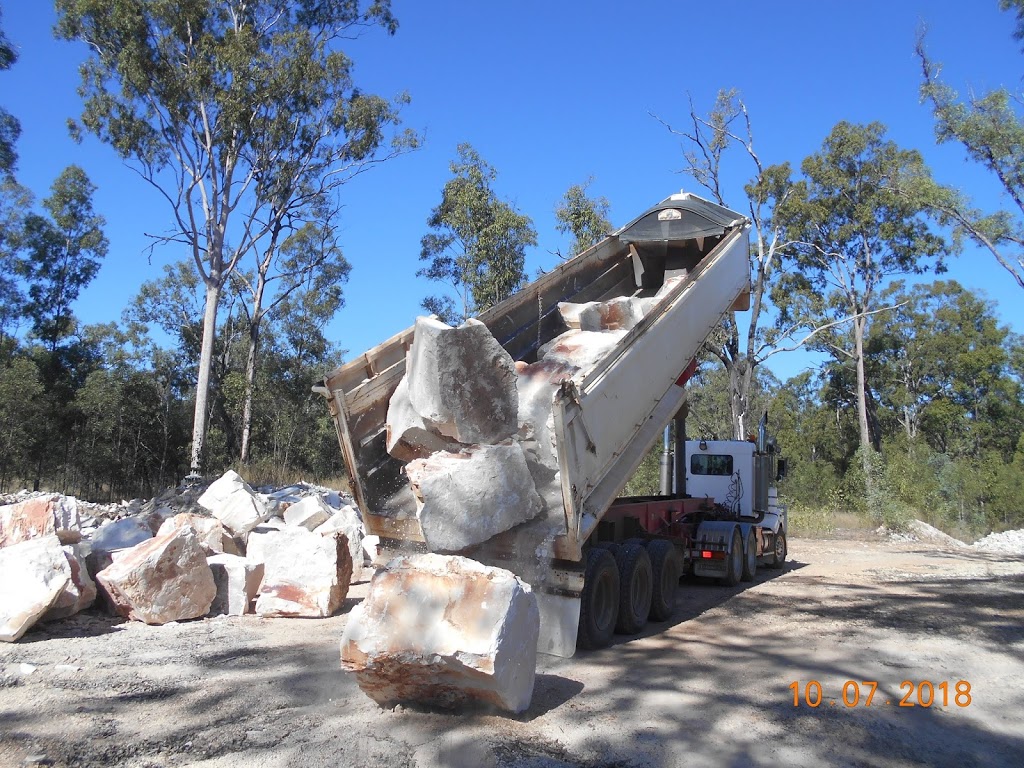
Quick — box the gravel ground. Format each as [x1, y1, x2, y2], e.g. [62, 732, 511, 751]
[2, 535, 1023, 768]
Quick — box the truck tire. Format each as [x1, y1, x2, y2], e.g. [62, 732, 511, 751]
[577, 548, 620, 650]
[593, 541, 620, 559]
[741, 530, 757, 582]
[721, 528, 743, 587]
[614, 541, 653, 634]
[767, 531, 787, 569]
[647, 540, 682, 622]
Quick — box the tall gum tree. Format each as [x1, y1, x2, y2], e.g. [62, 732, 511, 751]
[773, 121, 950, 484]
[915, 6, 1024, 290]
[554, 178, 612, 259]
[418, 143, 537, 324]
[654, 90, 794, 439]
[55, 0, 415, 475]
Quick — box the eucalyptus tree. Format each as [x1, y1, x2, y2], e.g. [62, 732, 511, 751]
[418, 143, 537, 324]
[654, 89, 794, 439]
[55, 0, 415, 475]
[554, 178, 612, 258]
[915, 8, 1024, 290]
[773, 122, 950, 472]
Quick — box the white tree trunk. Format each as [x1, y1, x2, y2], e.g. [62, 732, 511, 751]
[189, 282, 221, 476]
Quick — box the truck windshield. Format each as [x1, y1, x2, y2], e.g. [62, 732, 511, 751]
[690, 454, 734, 476]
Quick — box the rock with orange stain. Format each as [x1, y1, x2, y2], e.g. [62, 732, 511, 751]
[43, 544, 96, 622]
[95, 525, 215, 625]
[254, 528, 352, 617]
[157, 513, 241, 556]
[0, 495, 80, 549]
[536, 329, 626, 374]
[197, 470, 270, 537]
[340, 554, 539, 714]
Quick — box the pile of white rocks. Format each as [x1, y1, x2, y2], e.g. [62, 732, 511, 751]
[343, 296, 670, 713]
[972, 529, 1024, 555]
[0, 472, 368, 643]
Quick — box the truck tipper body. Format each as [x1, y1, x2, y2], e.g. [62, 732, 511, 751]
[319, 192, 786, 657]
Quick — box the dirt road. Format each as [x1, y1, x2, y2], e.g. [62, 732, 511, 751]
[2, 535, 1022, 768]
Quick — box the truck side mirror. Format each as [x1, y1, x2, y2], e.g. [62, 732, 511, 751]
[776, 458, 788, 481]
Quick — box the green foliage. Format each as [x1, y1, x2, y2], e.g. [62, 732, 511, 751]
[418, 143, 537, 323]
[554, 178, 612, 258]
[917, 19, 1024, 289]
[0, 8, 19, 177]
[786, 502, 837, 538]
[622, 440, 663, 497]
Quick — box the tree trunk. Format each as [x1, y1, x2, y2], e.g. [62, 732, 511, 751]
[189, 281, 221, 476]
[239, 315, 261, 465]
[853, 314, 876, 497]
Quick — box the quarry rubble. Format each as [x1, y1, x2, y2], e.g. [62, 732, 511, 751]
[0, 475, 368, 644]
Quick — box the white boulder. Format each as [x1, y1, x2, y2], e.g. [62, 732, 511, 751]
[405, 442, 543, 553]
[557, 296, 645, 332]
[0, 535, 72, 642]
[43, 544, 96, 622]
[282, 495, 332, 531]
[91, 517, 153, 553]
[537, 329, 626, 374]
[95, 526, 216, 625]
[313, 504, 365, 567]
[385, 374, 459, 461]
[197, 470, 270, 536]
[340, 554, 539, 713]
[255, 529, 352, 618]
[157, 513, 241, 556]
[405, 316, 519, 445]
[208, 553, 264, 616]
[0, 495, 79, 549]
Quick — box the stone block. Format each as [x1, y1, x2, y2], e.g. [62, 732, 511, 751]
[244, 519, 287, 564]
[405, 316, 518, 444]
[537, 329, 626, 374]
[405, 442, 543, 553]
[0, 495, 79, 549]
[282, 495, 332, 531]
[95, 526, 216, 625]
[0, 535, 72, 642]
[255, 529, 352, 617]
[385, 374, 459, 461]
[43, 544, 96, 622]
[91, 517, 153, 553]
[208, 553, 264, 616]
[157, 513, 241, 556]
[557, 296, 645, 332]
[340, 554, 539, 713]
[197, 470, 270, 536]
[313, 504, 365, 566]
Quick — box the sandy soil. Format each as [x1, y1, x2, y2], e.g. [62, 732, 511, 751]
[2, 535, 1023, 768]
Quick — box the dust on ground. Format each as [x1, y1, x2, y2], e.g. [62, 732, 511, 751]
[2, 534, 1022, 768]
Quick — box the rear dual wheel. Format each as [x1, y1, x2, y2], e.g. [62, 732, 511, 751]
[577, 548, 619, 650]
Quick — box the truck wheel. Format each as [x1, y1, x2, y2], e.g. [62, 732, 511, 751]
[721, 529, 743, 587]
[577, 548, 620, 650]
[614, 541, 653, 634]
[647, 540, 682, 622]
[741, 531, 757, 582]
[767, 531, 787, 569]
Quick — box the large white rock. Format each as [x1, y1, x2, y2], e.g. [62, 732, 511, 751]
[0, 495, 79, 549]
[208, 553, 264, 616]
[385, 374, 460, 462]
[244, 518, 287, 564]
[405, 442, 543, 553]
[557, 296, 645, 332]
[197, 470, 270, 536]
[91, 516, 154, 552]
[43, 544, 96, 622]
[0, 535, 72, 642]
[255, 529, 352, 618]
[405, 316, 519, 445]
[157, 513, 241, 556]
[95, 526, 216, 625]
[282, 495, 332, 531]
[340, 554, 539, 713]
[537, 329, 626, 374]
[313, 504, 365, 567]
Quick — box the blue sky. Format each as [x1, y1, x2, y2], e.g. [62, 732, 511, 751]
[2, 1, 1022, 382]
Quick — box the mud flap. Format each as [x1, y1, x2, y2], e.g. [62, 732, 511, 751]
[535, 591, 581, 658]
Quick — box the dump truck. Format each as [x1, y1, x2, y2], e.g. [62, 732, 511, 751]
[318, 192, 787, 658]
